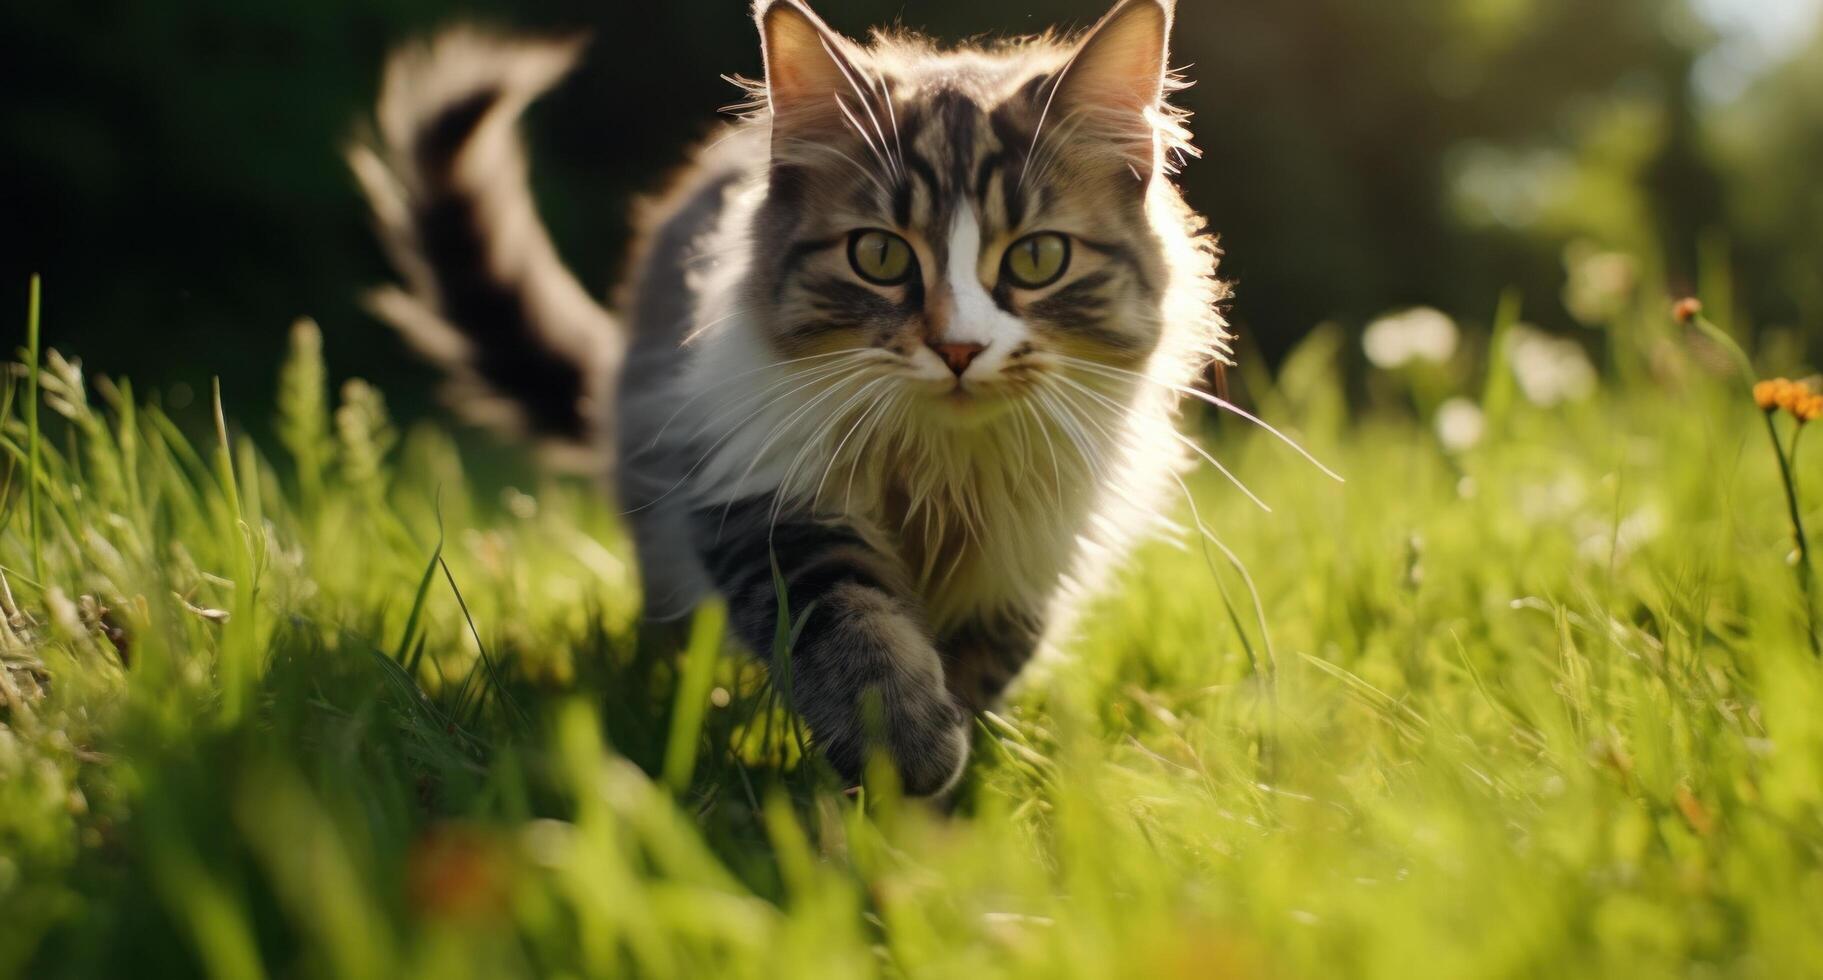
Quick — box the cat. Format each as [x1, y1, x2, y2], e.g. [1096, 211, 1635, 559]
[350, 0, 1229, 796]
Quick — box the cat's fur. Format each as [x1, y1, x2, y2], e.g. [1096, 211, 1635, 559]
[350, 0, 1228, 795]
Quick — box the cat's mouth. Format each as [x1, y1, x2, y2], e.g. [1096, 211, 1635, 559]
[916, 377, 1026, 425]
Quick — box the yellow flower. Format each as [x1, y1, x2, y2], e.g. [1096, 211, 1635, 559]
[1799, 394, 1823, 424]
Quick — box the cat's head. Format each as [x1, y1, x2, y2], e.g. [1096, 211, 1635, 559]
[739, 0, 1215, 424]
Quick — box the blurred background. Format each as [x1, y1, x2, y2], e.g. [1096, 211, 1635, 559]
[2, 0, 1819, 423]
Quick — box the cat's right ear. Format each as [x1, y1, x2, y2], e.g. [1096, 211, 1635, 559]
[1049, 0, 1175, 173]
[754, 0, 856, 140]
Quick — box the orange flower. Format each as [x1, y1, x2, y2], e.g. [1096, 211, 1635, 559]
[1754, 379, 1783, 412]
[1755, 378, 1823, 422]
[1673, 297, 1704, 324]
[1780, 380, 1815, 415]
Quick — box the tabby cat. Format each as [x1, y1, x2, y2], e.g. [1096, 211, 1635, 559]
[351, 0, 1229, 795]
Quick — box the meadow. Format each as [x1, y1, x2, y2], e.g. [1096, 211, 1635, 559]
[3, 273, 1822, 979]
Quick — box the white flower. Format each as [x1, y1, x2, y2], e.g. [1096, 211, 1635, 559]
[1363, 307, 1459, 369]
[1562, 241, 1637, 325]
[1434, 398, 1486, 452]
[1507, 325, 1596, 406]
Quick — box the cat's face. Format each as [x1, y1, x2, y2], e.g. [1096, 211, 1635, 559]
[744, 0, 1180, 424]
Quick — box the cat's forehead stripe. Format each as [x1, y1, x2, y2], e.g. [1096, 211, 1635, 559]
[882, 83, 1044, 241]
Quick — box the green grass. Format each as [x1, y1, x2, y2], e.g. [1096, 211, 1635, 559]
[2, 288, 1821, 979]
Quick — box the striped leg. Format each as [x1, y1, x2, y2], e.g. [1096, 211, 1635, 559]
[939, 605, 1045, 711]
[693, 498, 970, 796]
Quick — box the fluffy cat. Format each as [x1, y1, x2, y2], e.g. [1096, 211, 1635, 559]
[350, 0, 1228, 796]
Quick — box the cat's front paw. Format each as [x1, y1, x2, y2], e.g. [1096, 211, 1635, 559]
[788, 589, 973, 797]
[806, 667, 971, 798]
[880, 688, 971, 797]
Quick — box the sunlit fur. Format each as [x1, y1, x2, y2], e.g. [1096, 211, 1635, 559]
[354, 0, 1230, 793]
[668, 5, 1229, 641]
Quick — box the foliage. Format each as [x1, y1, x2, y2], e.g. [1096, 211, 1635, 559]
[2, 0, 1799, 396]
[2, 270, 1822, 978]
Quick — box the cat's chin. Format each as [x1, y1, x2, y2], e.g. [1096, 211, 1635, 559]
[915, 384, 1024, 428]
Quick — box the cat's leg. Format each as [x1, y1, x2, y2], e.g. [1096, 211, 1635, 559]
[693, 497, 970, 796]
[938, 605, 1045, 712]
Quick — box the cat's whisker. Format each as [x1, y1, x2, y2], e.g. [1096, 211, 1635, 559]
[1165, 468, 1278, 667]
[782, 380, 900, 538]
[1051, 354, 1344, 483]
[1020, 399, 1067, 513]
[1045, 385, 1212, 563]
[722, 371, 880, 532]
[1020, 71, 1068, 192]
[775, 374, 891, 521]
[810, 378, 894, 513]
[1024, 109, 1094, 191]
[680, 301, 770, 346]
[873, 71, 906, 179]
[666, 356, 868, 450]
[1030, 384, 1108, 492]
[844, 388, 901, 513]
[773, 138, 891, 202]
[730, 372, 866, 498]
[1049, 372, 1272, 514]
[822, 45, 902, 182]
[832, 93, 897, 187]
[624, 357, 870, 514]
[1040, 380, 1130, 495]
[638, 349, 870, 454]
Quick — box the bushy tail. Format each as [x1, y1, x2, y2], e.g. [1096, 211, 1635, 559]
[347, 28, 618, 471]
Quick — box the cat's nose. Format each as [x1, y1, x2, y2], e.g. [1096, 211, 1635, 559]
[928, 341, 985, 377]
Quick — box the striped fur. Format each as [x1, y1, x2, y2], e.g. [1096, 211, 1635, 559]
[353, 0, 1228, 796]
[348, 30, 619, 469]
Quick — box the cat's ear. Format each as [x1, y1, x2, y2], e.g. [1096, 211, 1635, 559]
[754, 0, 858, 138]
[1051, 0, 1174, 166]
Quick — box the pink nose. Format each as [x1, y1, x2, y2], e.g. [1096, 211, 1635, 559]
[929, 341, 985, 377]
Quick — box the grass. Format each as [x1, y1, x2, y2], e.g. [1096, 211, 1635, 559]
[1, 281, 1821, 979]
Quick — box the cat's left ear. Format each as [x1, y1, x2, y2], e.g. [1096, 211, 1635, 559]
[754, 0, 861, 142]
[1051, 0, 1175, 167]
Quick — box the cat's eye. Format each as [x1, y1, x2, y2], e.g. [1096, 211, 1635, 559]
[848, 229, 917, 286]
[1002, 232, 1071, 290]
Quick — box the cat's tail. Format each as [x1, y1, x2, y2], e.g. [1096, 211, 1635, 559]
[347, 28, 618, 471]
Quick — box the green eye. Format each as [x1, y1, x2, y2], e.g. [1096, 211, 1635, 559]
[847, 230, 916, 286]
[1003, 232, 1071, 289]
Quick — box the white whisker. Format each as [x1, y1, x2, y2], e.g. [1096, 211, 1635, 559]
[1167, 469, 1278, 669]
[720, 370, 878, 531]
[810, 378, 893, 512]
[1049, 373, 1271, 514]
[1021, 399, 1067, 513]
[821, 41, 901, 182]
[664, 355, 868, 450]
[833, 93, 895, 185]
[1052, 354, 1344, 483]
[873, 71, 906, 178]
[774, 137, 890, 202]
[624, 355, 871, 514]
[639, 348, 868, 453]
[844, 389, 900, 512]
